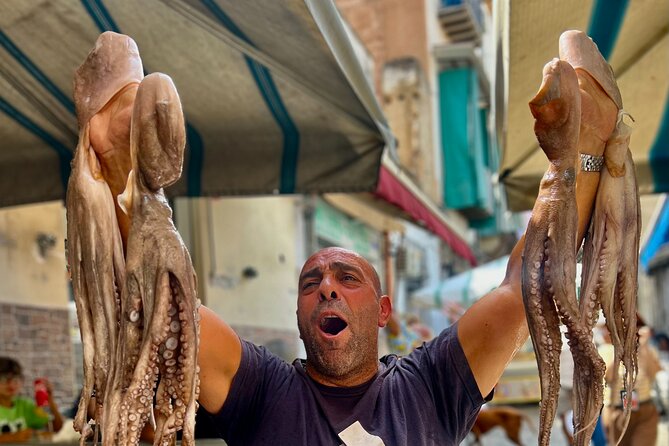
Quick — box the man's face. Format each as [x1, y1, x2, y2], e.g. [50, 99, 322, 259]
[296, 248, 390, 383]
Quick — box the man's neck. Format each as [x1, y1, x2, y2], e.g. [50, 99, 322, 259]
[305, 361, 379, 388]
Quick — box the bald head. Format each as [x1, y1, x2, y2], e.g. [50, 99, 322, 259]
[301, 247, 382, 298]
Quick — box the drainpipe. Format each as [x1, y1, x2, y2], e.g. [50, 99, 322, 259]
[384, 231, 394, 300]
[303, 194, 318, 258]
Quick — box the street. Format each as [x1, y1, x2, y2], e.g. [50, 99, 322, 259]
[460, 403, 669, 446]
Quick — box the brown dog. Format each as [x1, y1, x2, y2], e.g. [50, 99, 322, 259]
[470, 406, 535, 445]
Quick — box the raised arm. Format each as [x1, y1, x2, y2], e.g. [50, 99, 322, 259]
[457, 159, 602, 397]
[197, 306, 242, 414]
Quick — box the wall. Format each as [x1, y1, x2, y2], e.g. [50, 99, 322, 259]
[0, 303, 74, 409]
[193, 197, 304, 359]
[0, 201, 68, 308]
[0, 201, 74, 408]
[382, 59, 439, 201]
[335, 0, 430, 103]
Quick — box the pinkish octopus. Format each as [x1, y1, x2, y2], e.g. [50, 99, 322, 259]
[521, 31, 639, 446]
[66, 32, 199, 446]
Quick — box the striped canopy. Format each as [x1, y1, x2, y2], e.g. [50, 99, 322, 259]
[498, 0, 669, 211]
[0, 0, 392, 208]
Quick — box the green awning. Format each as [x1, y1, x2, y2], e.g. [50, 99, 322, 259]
[438, 67, 492, 217]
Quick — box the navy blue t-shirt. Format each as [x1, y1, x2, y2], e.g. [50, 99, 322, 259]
[207, 323, 488, 445]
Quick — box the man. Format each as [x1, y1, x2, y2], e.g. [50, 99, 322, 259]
[195, 35, 620, 439]
[195, 150, 603, 446]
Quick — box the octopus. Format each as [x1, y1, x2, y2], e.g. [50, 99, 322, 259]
[522, 57, 603, 446]
[579, 115, 639, 443]
[66, 32, 200, 446]
[522, 31, 640, 446]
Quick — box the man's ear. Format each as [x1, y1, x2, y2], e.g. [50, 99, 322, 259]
[377, 295, 392, 327]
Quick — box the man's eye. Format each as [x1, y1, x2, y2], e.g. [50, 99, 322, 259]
[343, 274, 357, 281]
[302, 282, 317, 290]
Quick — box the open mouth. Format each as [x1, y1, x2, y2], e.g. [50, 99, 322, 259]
[319, 315, 348, 336]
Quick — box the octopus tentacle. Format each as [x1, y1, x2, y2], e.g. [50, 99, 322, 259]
[522, 239, 562, 446]
[70, 255, 95, 443]
[151, 268, 200, 446]
[153, 286, 184, 446]
[67, 126, 125, 440]
[571, 113, 627, 445]
[578, 216, 604, 330]
[569, 333, 604, 444]
[569, 125, 631, 446]
[522, 58, 582, 445]
[606, 149, 640, 444]
[171, 275, 200, 446]
[118, 272, 172, 445]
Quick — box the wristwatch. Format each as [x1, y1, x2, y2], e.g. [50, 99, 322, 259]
[580, 153, 604, 172]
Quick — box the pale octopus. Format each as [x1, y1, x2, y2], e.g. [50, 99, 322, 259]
[66, 32, 199, 446]
[521, 31, 639, 446]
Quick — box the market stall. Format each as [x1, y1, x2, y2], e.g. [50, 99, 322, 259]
[0, 0, 392, 208]
[497, 0, 669, 211]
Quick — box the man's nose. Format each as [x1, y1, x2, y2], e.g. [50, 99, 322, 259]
[318, 276, 339, 301]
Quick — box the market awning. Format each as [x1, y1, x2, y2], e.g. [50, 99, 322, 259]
[0, 0, 392, 208]
[641, 195, 669, 271]
[498, 0, 669, 211]
[412, 255, 509, 308]
[375, 155, 477, 266]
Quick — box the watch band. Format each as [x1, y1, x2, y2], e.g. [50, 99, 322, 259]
[580, 153, 605, 172]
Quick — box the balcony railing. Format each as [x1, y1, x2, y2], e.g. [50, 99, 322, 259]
[438, 0, 483, 46]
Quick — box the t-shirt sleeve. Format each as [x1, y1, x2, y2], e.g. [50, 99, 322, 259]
[406, 323, 488, 440]
[204, 339, 292, 442]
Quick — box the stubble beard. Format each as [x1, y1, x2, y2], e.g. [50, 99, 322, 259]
[298, 314, 378, 380]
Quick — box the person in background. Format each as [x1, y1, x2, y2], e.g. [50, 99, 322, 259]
[557, 328, 575, 445]
[385, 312, 433, 356]
[653, 332, 669, 361]
[599, 323, 662, 445]
[0, 357, 64, 443]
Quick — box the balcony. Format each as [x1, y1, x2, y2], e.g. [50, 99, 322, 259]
[438, 0, 484, 46]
